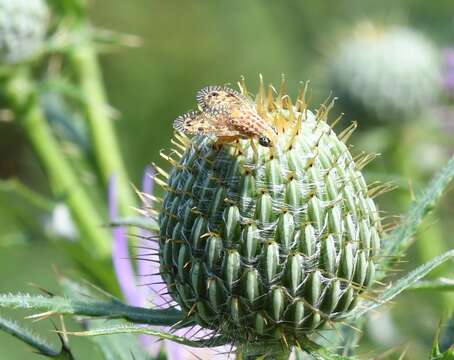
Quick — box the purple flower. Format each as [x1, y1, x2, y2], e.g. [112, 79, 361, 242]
[110, 174, 141, 307]
[109, 168, 233, 359]
[443, 48, 454, 93]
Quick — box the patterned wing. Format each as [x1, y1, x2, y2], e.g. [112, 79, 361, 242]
[196, 85, 248, 110]
[228, 105, 278, 144]
[173, 109, 241, 137]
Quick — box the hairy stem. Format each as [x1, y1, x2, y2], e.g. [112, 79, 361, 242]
[0, 293, 185, 327]
[5, 68, 111, 260]
[70, 40, 137, 216]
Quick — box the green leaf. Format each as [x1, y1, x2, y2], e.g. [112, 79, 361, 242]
[306, 348, 357, 360]
[382, 156, 454, 262]
[0, 178, 54, 212]
[237, 338, 356, 359]
[90, 28, 143, 48]
[410, 278, 454, 292]
[40, 80, 87, 108]
[337, 319, 365, 357]
[84, 320, 151, 360]
[58, 276, 153, 359]
[348, 250, 454, 320]
[64, 323, 229, 349]
[0, 293, 184, 327]
[58, 275, 120, 304]
[0, 314, 73, 359]
[433, 350, 454, 360]
[0, 179, 54, 245]
[41, 92, 90, 151]
[236, 341, 292, 359]
[431, 317, 454, 360]
[48, 0, 87, 20]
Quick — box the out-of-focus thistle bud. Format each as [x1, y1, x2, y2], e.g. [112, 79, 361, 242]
[0, 0, 49, 64]
[328, 22, 441, 121]
[152, 77, 382, 346]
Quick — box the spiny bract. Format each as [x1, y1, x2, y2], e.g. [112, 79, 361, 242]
[0, 0, 49, 64]
[156, 78, 382, 345]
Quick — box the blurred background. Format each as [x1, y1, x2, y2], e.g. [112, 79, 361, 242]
[0, 0, 453, 358]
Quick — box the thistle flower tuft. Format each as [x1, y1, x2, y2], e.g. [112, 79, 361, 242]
[0, 0, 49, 64]
[328, 22, 441, 121]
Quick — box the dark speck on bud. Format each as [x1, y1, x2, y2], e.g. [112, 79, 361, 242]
[258, 135, 271, 147]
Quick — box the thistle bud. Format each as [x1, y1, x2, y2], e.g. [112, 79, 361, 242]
[329, 22, 441, 121]
[0, 0, 49, 64]
[155, 78, 382, 345]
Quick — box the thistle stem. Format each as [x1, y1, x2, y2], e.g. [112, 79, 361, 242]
[5, 68, 111, 260]
[0, 293, 185, 327]
[70, 40, 137, 215]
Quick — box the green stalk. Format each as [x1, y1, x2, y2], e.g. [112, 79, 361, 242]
[70, 40, 137, 215]
[6, 68, 111, 260]
[0, 293, 185, 327]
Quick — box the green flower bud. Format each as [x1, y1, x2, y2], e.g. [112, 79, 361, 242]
[156, 78, 382, 345]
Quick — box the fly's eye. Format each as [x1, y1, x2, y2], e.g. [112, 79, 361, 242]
[258, 136, 271, 147]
